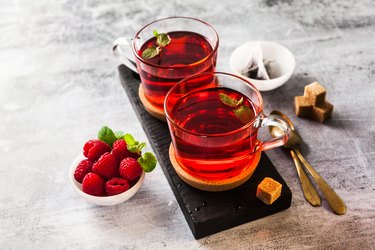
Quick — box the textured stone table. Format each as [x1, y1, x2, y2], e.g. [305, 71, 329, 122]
[1, 0, 374, 249]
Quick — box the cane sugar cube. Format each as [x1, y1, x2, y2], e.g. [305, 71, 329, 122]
[294, 96, 313, 117]
[311, 101, 334, 123]
[256, 177, 282, 205]
[294, 82, 334, 122]
[304, 82, 326, 106]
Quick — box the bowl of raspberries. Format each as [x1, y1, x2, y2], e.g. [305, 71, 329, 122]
[70, 126, 157, 206]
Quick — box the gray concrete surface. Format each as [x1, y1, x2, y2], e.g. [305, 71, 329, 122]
[0, 0, 374, 249]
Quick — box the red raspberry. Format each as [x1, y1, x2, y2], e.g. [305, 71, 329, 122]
[83, 140, 111, 161]
[74, 159, 93, 183]
[112, 140, 141, 162]
[105, 177, 130, 196]
[82, 172, 106, 196]
[119, 157, 143, 181]
[92, 152, 119, 179]
[112, 140, 128, 161]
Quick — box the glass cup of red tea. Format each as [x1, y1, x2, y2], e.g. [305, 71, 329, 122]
[113, 17, 219, 117]
[164, 72, 291, 181]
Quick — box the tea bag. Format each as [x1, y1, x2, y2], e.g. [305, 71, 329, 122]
[241, 42, 273, 80]
[241, 49, 259, 79]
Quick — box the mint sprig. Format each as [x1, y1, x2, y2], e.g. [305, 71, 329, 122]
[124, 133, 146, 154]
[234, 105, 253, 124]
[97, 126, 158, 173]
[142, 30, 171, 59]
[142, 46, 160, 59]
[98, 126, 117, 147]
[123, 133, 157, 172]
[154, 30, 171, 47]
[219, 93, 243, 108]
[114, 131, 125, 140]
[219, 93, 252, 124]
[138, 152, 157, 172]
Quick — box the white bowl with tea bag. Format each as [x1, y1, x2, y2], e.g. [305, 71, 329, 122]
[230, 41, 295, 91]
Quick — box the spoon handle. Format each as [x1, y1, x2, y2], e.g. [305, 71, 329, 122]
[294, 149, 347, 215]
[290, 150, 321, 206]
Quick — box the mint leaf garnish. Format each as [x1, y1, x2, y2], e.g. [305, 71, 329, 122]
[219, 93, 243, 108]
[219, 93, 251, 123]
[98, 126, 117, 147]
[128, 142, 146, 153]
[124, 134, 137, 146]
[234, 105, 253, 124]
[156, 33, 171, 47]
[237, 97, 244, 106]
[138, 142, 146, 151]
[142, 30, 171, 59]
[114, 131, 124, 140]
[153, 30, 171, 47]
[138, 152, 157, 172]
[124, 134, 146, 154]
[142, 46, 160, 59]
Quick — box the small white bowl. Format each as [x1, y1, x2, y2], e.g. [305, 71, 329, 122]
[230, 41, 295, 91]
[69, 153, 145, 206]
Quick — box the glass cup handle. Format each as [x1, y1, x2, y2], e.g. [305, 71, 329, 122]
[112, 37, 138, 73]
[255, 114, 291, 152]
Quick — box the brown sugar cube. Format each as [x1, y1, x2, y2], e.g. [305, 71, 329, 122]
[311, 101, 334, 123]
[256, 177, 282, 205]
[304, 82, 326, 106]
[294, 96, 313, 117]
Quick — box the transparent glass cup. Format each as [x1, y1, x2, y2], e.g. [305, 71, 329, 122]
[113, 17, 219, 111]
[165, 72, 290, 180]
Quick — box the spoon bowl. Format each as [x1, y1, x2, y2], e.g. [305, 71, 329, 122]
[269, 125, 302, 149]
[269, 110, 302, 149]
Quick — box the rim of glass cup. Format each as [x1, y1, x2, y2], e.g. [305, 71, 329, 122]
[132, 16, 219, 69]
[164, 72, 264, 137]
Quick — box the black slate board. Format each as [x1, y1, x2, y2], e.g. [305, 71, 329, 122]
[118, 65, 292, 239]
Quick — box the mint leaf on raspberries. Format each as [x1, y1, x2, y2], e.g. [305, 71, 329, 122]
[98, 126, 117, 147]
[124, 133, 137, 146]
[124, 134, 145, 154]
[127, 142, 146, 153]
[114, 131, 125, 140]
[137, 152, 157, 172]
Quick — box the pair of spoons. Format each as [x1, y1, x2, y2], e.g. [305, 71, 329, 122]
[269, 110, 346, 215]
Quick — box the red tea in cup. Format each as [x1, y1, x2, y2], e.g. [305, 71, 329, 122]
[165, 72, 290, 180]
[113, 17, 219, 112]
[138, 31, 215, 108]
[170, 87, 258, 180]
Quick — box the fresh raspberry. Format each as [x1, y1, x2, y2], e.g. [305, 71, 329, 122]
[82, 172, 106, 196]
[74, 159, 93, 183]
[119, 157, 143, 181]
[112, 139, 141, 162]
[105, 177, 130, 196]
[92, 152, 119, 179]
[112, 140, 128, 161]
[83, 139, 111, 161]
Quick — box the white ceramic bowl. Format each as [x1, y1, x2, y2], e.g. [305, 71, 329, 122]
[230, 41, 295, 91]
[69, 153, 145, 206]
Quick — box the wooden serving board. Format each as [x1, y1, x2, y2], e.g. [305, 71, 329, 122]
[118, 65, 292, 239]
